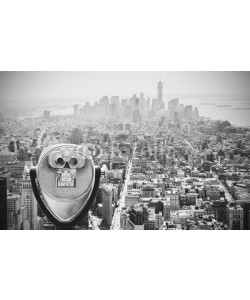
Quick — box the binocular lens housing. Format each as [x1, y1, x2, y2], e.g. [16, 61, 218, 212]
[56, 157, 64, 166]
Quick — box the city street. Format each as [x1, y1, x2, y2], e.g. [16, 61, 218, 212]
[110, 159, 132, 230]
[37, 128, 47, 147]
[89, 211, 100, 230]
[220, 184, 234, 203]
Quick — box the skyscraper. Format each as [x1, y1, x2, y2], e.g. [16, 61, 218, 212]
[227, 205, 244, 230]
[99, 96, 110, 116]
[43, 110, 51, 120]
[178, 104, 185, 119]
[22, 161, 38, 230]
[129, 205, 144, 225]
[152, 98, 160, 112]
[71, 128, 83, 144]
[9, 137, 17, 153]
[193, 107, 199, 120]
[0, 177, 7, 230]
[157, 80, 163, 106]
[7, 193, 30, 230]
[102, 183, 114, 227]
[184, 105, 193, 120]
[73, 104, 79, 118]
[124, 104, 133, 121]
[168, 98, 179, 120]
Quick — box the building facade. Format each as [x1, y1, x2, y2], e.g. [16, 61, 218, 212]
[22, 162, 38, 230]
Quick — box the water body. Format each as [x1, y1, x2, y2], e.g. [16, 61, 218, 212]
[173, 95, 250, 127]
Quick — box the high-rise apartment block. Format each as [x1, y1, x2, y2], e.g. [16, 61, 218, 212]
[102, 183, 114, 227]
[22, 162, 37, 230]
[7, 193, 30, 230]
[0, 177, 7, 230]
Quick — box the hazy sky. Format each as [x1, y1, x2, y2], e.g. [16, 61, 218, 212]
[0, 71, 249, 103]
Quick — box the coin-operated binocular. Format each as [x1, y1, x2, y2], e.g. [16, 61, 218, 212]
[30, 144, 100, 229]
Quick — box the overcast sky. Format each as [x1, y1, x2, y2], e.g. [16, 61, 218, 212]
[0, 71, 249, 103]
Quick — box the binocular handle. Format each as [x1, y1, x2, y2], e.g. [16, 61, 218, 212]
[30, 166, 101, 230]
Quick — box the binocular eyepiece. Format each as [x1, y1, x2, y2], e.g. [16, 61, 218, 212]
[30, 144, 101, 229]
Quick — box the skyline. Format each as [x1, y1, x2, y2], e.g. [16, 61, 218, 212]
[1, 94, 250, 231]
[0, 71, 249, 104]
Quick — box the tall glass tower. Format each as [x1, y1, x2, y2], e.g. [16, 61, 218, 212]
[157, 80, 163, 107]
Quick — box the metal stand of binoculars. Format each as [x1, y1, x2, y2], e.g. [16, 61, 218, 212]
[30, 166, 101, 230]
